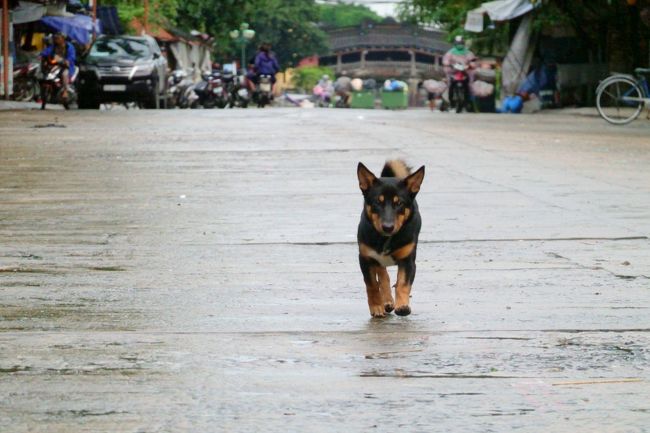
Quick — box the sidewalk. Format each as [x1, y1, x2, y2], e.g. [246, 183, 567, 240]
[0, 99, 43, 110]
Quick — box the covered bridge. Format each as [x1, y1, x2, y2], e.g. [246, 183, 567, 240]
[320, 21, 451, 80]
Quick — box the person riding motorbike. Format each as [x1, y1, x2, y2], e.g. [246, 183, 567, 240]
[313, 74, 334, 106]
[442, 35, 477, 109]
[39, 32, 76, 100]
[253, 43, 280, 86]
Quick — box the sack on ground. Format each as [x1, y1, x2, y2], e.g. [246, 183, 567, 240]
[471, 80, 494, 98]
[423, 79, 446, 94]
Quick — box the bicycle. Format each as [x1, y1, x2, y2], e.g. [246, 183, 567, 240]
[596, 68, 650, 125]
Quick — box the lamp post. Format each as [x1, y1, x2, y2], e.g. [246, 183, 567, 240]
[229, 23, 255, 72]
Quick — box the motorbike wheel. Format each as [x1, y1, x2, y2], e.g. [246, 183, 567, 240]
[258, 95, 269, 108]
[14, 80, 35, 101]
[453, 86, 464, 114]
[143, 78, 161, 109]
[203, 97, 215, 109]
[78, 95, 100, 110]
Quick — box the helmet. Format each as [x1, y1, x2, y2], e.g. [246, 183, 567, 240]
[322, 74, 330, 80]
[454, 35, 464, 46]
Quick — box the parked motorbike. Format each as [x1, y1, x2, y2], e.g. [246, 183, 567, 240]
[13, 61, 40, 102]
[227, 72, 250, 108]
[255, 74, 273, 108]
[167, 69, 198, 109]
[195, 70, 229, 109]
[449, 62, 471, 113]
[39, 56, 77, 110]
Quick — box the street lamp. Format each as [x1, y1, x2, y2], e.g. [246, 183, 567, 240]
[229, 22, 255, 72]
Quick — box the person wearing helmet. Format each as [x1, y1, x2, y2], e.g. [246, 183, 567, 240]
[442, 35, 477, 110]
[317, 74, 332, 89]
[40, 32, 76, 99]
[254, 43, 280, 85]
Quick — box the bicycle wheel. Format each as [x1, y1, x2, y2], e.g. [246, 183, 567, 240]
[596, 77, 644, 125]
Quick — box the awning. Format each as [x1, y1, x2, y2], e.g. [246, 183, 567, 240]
[40, 14, 101, 45]
[13, 1, 47, 25]
[465, 0, 539, 32]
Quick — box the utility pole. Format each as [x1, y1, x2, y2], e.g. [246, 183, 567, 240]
[144, 0, 149, 34]
[2, 0, 9, 99]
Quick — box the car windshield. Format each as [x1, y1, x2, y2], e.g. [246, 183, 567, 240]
[89, 38, 152, 60]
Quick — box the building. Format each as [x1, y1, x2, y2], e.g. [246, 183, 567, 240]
[319, 20, 451, 80]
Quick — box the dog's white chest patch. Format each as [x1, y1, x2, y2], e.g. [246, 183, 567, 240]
[367, 250, 396, 267]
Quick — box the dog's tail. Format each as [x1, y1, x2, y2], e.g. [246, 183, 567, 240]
[381, 159, 411, 179]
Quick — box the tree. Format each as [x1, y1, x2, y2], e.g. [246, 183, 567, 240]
[398, 0, 650, 70]
[318, 2, 383, 28]
[175, 0, 328, 68]
[101, 0, 179, 32]
[247, 0, 329, 68]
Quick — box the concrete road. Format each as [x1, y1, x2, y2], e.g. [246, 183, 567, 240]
[1, 108, 650, 432]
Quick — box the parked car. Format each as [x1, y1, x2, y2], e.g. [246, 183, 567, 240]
[77, 35, 167, 109]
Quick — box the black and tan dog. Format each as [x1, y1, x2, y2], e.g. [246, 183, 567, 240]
[357, 160, 425, 317]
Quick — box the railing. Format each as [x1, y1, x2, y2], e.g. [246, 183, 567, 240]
[334, 60, 443, 79]
[328, 26, 450, 54]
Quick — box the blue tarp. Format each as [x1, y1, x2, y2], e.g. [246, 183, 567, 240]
[40, 14, 102, 45]
[97, 6, 122, 35]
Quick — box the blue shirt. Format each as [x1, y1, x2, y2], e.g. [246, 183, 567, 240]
[41, 42, 76, 76]
[254, 51, 280, 76]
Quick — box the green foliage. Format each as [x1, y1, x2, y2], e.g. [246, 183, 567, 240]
[292, 66, 334, 91]
[398, 0, 650, 69]
[319, 2, 383, 28]
[247, 0, 329, 68]
[101, 0, 178, 33]
[175, 0, 328, 68]
[397, 0, 483, 36]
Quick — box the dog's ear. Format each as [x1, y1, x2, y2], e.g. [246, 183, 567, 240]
[402, 165, 425, 195]
[357, 162, 378, 193]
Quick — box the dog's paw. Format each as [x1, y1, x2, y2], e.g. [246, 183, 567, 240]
[394, 305, 411, 316]
[369, 305, 387, 318]
[384, 303, 394, 313]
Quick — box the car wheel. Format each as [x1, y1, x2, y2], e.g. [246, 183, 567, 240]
[143, 78, 160, 109]
[78, 95, 100, 109]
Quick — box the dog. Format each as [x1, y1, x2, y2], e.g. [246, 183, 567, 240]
[357, 160, 425, 317]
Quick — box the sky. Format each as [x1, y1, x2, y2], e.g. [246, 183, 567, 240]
[317, 0, 405, 17]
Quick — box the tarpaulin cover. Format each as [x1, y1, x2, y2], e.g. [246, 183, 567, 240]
[169, 41, 212, 81]
[465, 0, 539, 32]
[501, 13, 535, 96]
[11, 1, 46, 24]
[97, 6, 122, 36]
[40, 14, 101, 45]
[481, 0, 537, 21]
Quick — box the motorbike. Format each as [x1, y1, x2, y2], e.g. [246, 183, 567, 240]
[227, 72, 250, 108]
[13, 61, 40, 102]
[312, 83, 333, 108]
[167, 69, 198, 109]
[255, 74, 273, 108]
[39, 56, 77, 110]
[449, 62, 471, 113]
[195, 69, 229, 109]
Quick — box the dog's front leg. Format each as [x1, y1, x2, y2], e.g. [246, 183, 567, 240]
[376, 266, 394, 313]
[395, 259, 415, 316]
[359, 256, 385, 317]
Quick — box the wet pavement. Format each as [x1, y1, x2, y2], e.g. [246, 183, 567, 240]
[1, 108, 650, 432]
